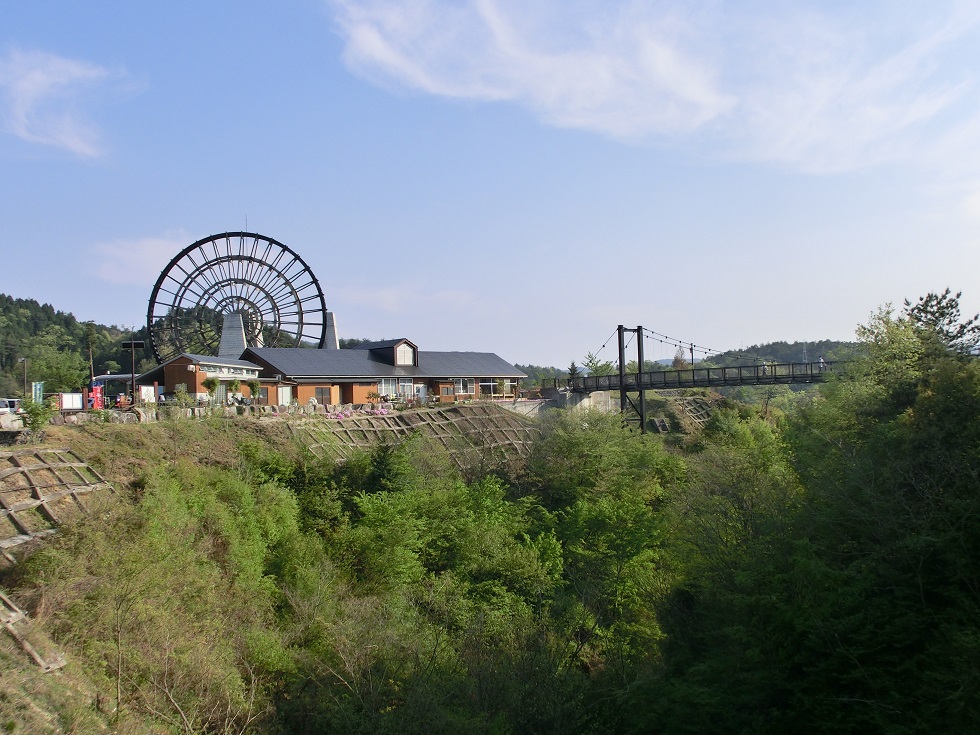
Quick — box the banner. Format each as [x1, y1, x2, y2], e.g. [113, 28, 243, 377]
[90, 384, 104, 410]
[32, 381, 44, 404]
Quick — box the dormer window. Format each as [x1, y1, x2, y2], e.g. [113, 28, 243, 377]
[396, 343, 416, 366]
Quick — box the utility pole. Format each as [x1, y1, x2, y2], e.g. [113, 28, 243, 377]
[121, 332, 145, 405]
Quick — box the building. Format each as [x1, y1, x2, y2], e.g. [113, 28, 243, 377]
[137, 337, 526, 406]
[243, 338, 525, 405]
[136, 353, 263, 403]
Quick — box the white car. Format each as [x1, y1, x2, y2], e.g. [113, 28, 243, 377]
[0, 398, 22, 414]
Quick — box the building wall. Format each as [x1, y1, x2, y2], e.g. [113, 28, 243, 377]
[294, 384, 341, 405]
[163, 357, 204, 395]
[433, 380, 454, 401]
[340, 382, 378, 405]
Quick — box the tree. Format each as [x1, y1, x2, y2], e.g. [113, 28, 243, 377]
[671, 347, 688, 370]
[514, 364, 567, 389]
[201, 377, 219, 405]
[567, 362, 581, 380]
[582, 351, 615, 377]
[903, 288, 980, 354]
[24, 325, 88, 391]
[773, 293, 980, 731]
[20, 397, 56, 435]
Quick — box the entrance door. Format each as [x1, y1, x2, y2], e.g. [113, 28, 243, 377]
[277, 386, 292, 406]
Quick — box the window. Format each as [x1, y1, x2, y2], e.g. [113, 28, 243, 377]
[399, 378, 414, 396]
[480, 378, 516, 396]
[396, 343, 416, 365]
[441, 385, 453, 396]
[454, 378, 474, 395]
[315, 387, 332, 404]
[378, 378, 398, 397]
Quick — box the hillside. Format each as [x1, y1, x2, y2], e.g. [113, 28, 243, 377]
[0, 293, 154, 397]
[1, 291, 978, 734]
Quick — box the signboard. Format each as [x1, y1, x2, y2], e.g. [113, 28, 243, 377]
[90, 384, 104, 410]
[140, 385, 156, 403]
[58, 393, 84, 411]
[32, 381, 44, 404]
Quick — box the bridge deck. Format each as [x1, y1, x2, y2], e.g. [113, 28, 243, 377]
[570, 362, 832, 392]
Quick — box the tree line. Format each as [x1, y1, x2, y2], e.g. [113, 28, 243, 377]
[0, 293, 154, 396]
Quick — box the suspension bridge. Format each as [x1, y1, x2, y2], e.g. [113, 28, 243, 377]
[569, 360, 832, 393]
[571, 325, 837, 432]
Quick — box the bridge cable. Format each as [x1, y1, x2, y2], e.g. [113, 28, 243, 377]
[593, 328, 619, 358]
[640, 327, 765, 365]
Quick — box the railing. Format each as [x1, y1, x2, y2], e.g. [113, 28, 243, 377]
[569, 362, 835, 392]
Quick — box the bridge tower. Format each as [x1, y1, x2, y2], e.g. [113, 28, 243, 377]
[618, 325, 648, 433]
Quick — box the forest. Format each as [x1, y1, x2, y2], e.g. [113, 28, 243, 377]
[0, 294, 154, 397]
[0, 290, 978, 734]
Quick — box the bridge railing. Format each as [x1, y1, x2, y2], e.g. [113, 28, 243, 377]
[570, 361, 833, 392]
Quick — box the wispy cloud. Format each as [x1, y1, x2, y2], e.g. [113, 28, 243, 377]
[0, 48, 117, 157]
[330, 0, 736, 137]
[326, 0, 980, 173]
[90, 232, 191, 285]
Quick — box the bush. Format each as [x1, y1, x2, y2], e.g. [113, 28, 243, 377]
[20, 398, 56, 432]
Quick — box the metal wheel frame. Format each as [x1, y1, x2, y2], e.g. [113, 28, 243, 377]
[147, 232, 327, 362]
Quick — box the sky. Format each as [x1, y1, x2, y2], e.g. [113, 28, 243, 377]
[2, 1, 980, 367]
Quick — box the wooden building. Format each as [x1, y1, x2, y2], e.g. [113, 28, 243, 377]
[137, 338, 526, 406]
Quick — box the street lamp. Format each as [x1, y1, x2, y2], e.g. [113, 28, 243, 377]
[17, 357, 26, 397]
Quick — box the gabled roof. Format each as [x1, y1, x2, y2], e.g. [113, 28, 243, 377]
[242, 347, 527, 380]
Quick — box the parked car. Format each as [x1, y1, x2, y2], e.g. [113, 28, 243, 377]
[0, 398, 22, 414]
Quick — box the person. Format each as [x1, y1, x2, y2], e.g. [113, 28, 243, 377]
[761, 362, 768, 376]
[818, 355, 826, 372]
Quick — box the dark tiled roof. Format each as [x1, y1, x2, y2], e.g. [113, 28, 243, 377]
[243, 348, 527, 380]
[352, 338, 411, 350]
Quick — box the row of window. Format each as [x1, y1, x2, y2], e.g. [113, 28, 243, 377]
[173, 379, 516, 402]
[380, 378, 516, 397]
[198, 365, 258, 377]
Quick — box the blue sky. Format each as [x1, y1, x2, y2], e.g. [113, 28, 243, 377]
[2, 1, 979, 367]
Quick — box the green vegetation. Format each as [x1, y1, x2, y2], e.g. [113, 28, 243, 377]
[705, 338, 858, 366]
[513, 363, 568, 388]
[0, 293, 154, 397]
[19, 397, 57, 434]
[1, 292, 977, 733]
